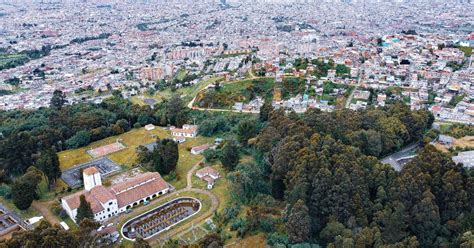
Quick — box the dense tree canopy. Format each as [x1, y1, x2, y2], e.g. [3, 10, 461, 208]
[11, 166, 43, 210]
[35, 147, 61, 187]
[0, 219, 109, 248]
[138, 138, 179, 175]
[225, 102, 471, 247]
[0, 94, 175, 179]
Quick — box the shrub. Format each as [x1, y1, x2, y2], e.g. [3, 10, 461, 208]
[0, 184, 11, 198]
[51, 201, 62, 216]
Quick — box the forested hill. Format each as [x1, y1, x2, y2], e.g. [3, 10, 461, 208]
[0, 93, 189, 177]
[1, 93, 473, 247]
[232, 103, 473, 247]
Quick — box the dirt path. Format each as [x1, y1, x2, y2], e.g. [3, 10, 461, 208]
[187, 161, 203, 189]
[149, 188, 219, 246]
[31, 200, 60, 225]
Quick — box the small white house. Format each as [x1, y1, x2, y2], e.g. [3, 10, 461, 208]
[173, 136, 186, 143]
[145, 124, 155, 131]
[196, 166, 220, 189]
[191, 144, 210, 155]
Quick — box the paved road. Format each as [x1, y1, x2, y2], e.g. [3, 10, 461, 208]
[380, 143, 420, 171]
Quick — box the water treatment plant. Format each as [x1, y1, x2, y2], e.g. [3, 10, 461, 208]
[121, 197, 201, 241]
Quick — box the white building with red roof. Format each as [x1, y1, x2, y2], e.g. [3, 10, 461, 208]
[61, 167, 170, 223]
[195, 166, 220, 189]
[191, 144, 210, 155]
[170, 124, 198, 138]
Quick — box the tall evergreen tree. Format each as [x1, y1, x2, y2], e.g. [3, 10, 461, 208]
[410, 190, 441, 247]
[50, 90, 67, 109]
[375, 202, 408, 244]
[36, 148, 61, 187]
[259, 100, 273, 122]
[286, 199, 311, 244]
[150, 139, 178, 175]
[236, 119, 257, 146]
[219, 141, 240, 171]
[76, 195, 94, 223]
[11, 167, 43, 210]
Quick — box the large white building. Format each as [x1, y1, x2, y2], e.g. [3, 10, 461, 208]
[170, 124, 198, 138]
[61, 167, 170, 223]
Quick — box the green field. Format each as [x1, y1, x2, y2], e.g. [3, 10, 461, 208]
[57, 126, 214, 190]
[0, 53, 28, 64]
[131, 77, 223, 106]
[194, 78, 275, 108]
[175, 68, 188, 81]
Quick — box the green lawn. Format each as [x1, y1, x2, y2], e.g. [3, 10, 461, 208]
[191, 163, 230, 212]
[62, 216, 78, 231]
[172, 136, 215, 190]
[458, 46, 472, 57]
[180, 77, 223, 100]
[194, 78, 275, 108]
[57, 126, 213, 190]
[58, 127, 171, 170]
[175, 68, 188, 81]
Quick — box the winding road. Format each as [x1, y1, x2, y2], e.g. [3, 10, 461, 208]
[149, 161, 219, 245]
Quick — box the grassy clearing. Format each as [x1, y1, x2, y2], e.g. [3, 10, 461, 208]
[132, 77, 223, 106]
[225, 233, 267, 248]
[129, 94, 164, 106]
[58, 127, 171, 170]
[57, 126, 213, 190]
[458, 46, 473, 57]
[192, 164, 231, 213]
[179, 224, 208, 244]
[175, 69, 188, 81]
[62, 216, 78, 231]
[434, 136, 474, 153]
[0, 196, 40, 220]
[172, 136, 215, 190]
[180, 77, 223, 100]
[194, 78, 275, 108]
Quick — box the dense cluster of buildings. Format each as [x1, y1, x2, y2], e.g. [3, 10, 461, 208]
[0, 1, 472, 124]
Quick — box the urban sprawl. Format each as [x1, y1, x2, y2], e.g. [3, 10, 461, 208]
[1, 0, 473, 125]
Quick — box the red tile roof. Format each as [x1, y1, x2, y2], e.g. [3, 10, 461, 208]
[62, 185, 114, 214]
[111, 172, 169, 208]
[63, 172, 169, 213]
[83, 166, 99, 175]
[196, 166, 219, 178]
[191, 144, 210, 153]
